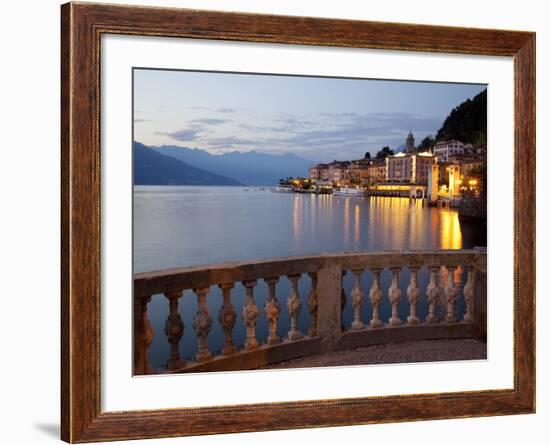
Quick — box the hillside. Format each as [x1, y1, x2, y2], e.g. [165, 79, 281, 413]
[134, 142, 243, 186]
[150, 144, 312, 186]
[436, 89, 487, 144]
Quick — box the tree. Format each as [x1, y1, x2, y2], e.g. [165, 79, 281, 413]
[364, 151, 371, 160]
[418, 135, 435, 151]
[436, 89, 487, 144]
[376, 146, 394, 159]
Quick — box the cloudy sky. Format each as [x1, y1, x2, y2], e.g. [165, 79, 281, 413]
[134, 69, 485, 162]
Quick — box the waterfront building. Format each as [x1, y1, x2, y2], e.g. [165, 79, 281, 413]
[464, 143, 474, 155]
[448, 156, 486, 178]
[311, 180, 334, 193]
[436, 160, 452, 186]
[447, 154, 474, 164]
[348, 159, 371, 184]
[365, 159, 387, 184]
[385, 151, 435, 184]
[447, 165, 462, 200]
[308, 163, 329, 181]
[433, 140, 465, 161]
[308, 164, 319, 180]
[327, 160, 351, 185]
[369, 182, 427, 198]
[427, 164, 439, 202]
[437, 163, 482, 206]
[474, 144, 487, 156]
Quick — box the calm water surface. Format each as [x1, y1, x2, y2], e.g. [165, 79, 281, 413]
[134, 186, 486, 368]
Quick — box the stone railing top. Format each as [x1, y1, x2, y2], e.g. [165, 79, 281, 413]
[134, 249, 486, 299]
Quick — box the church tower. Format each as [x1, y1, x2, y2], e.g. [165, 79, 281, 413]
[405, 130, 416, 153]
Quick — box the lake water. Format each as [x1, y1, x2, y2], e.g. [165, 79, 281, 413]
[134, 186, 486, 368]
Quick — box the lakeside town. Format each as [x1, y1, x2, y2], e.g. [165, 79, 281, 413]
[133, 71, 489, 375]
[276, 131, 487, 220]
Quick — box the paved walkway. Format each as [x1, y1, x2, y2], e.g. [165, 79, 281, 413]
[262, 338, 486, 369]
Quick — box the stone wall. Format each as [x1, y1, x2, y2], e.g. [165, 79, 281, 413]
[459, 196, 487, 221]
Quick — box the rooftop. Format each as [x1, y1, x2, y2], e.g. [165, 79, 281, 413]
[434, 139, 464, 146]
[389, 151, 434, 158]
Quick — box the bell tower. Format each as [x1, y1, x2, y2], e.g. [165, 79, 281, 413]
[405, 130, 415, 153]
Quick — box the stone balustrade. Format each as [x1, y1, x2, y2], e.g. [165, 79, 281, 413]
[133, 249, 487, 375]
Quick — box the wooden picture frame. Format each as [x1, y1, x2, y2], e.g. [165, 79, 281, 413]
[61, 2, 535, 442]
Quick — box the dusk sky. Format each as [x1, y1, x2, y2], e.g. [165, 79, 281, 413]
[134, 69, 486, 162]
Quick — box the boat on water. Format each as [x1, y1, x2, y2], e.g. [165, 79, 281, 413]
[272, 185, 294, 193]
[333, 187, 367, 196]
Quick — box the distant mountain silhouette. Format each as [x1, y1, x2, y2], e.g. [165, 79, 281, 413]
[394, 143, 407, 152]
[134, 142, 243, 186]
[145, 143, 312, 186]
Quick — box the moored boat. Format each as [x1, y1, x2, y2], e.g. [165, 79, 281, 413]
[272, 185, 294, 193]
[333, 187, 367, 196]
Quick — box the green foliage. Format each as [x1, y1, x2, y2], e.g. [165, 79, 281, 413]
[376, 146, 394, 159]
[418, 135, 435, 150]
[436, 89, 487, 144]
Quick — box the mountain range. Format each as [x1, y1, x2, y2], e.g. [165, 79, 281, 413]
[134, 142, 243, 186]
[136, 142, 312, 186]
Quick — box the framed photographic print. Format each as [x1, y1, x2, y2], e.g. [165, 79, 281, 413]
[61, 2, 535, 442]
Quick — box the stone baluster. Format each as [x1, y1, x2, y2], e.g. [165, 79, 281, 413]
[406, 268, 421, 324]
[463, 266, 475, 323]
[193, 287, 213, 362]
[307, 272, 319, 337]
[351, 269, 365, 330]
[341, 270, 347, 329]
[134, 295, 153, 374]
[164, 291, 185, 370]
[426, 267, 440, 323]
[444, 266, 458, 323]
[218, 283, 237, 355]
[368, 269, 384, 328]
[264, 277, 281, 345]
[388, 268, 402, 326]
[242, 280, 260, 350]
[287, 274, 304, 341]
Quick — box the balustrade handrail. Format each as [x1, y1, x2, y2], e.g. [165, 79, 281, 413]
[134, 249, 485, 299]
[133, 248, 487, 375]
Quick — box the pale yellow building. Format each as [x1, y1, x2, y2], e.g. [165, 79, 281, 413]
[308, 163, 329, 181]
[385, 151, 436, 184]
[348, 160, 371, 184]
[365, 159, 387, 184]
[327, 161, 351, 185]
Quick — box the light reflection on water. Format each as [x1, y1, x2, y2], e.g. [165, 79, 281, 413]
[134, 186, 486, 368]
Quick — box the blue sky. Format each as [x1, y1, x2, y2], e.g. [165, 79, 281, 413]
[134, 69, 486, 162]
